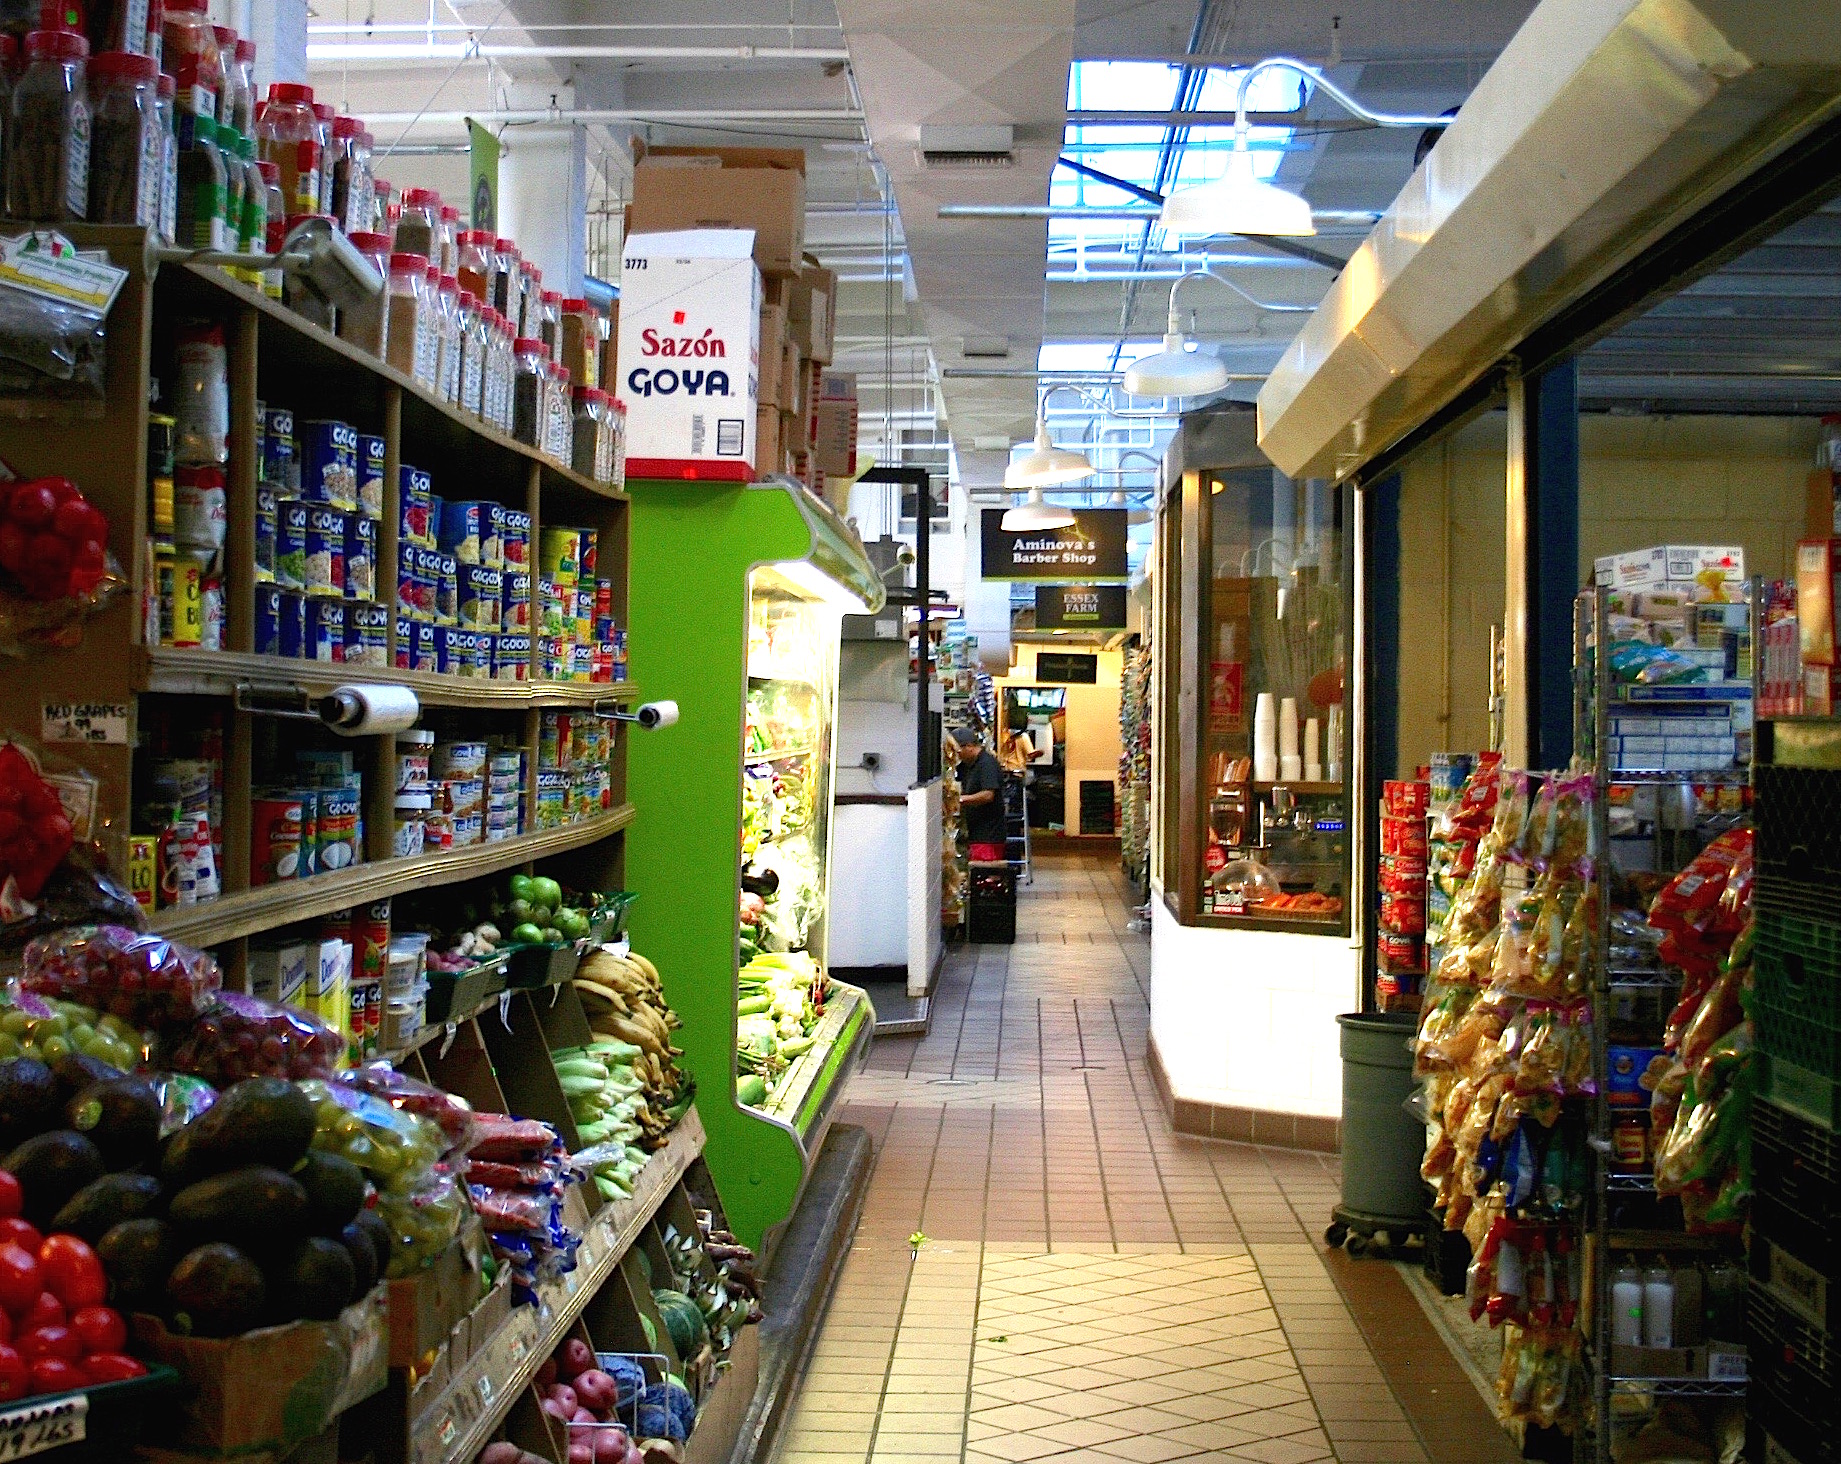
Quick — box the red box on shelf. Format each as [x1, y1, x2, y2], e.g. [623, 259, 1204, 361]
[1378, 853, 1426, 894]
[1382, 780, 1430, 818]
[1380, 893, 1427, 935]
[1380, 815, 1428, 858]
[1377, 931, 1424, 973]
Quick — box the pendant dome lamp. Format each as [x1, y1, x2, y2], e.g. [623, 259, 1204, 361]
[1158, 56, 1454, 239]
[1122, 263, 1314, 399]
[1000, 486, 1078, 532]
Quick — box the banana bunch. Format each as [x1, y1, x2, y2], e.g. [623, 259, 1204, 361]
[569, 949, 693, 1166]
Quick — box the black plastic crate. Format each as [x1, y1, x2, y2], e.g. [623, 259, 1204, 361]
[1750, 1279, 1836, 1451]
[1754, 1098, 1841, 1262]
[0, 1366, 179, 1461]
[1751, 1404, 1836, 1464]
[1754, 909, 1841, 1091]
[1756, 763, 1841, 919]
[1751, 1231, 1840, 1335]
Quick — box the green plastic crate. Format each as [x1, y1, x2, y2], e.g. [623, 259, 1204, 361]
[1753, 910, 1841, 1092]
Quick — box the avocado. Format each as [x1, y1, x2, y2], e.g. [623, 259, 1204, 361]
[65, 1077, 161, 1170]
[266, 1236, 356, 1322]
[159, 1120, 211, 1190]
[187, 1078, 317, 1175]
[4, 1129, 106, 1226]
[51, 1053, 123, 1105]
[168, 1166, 309, 1253]
[292, 1151, 367, 1236]
[97, 1218, 182, 1312]
[166, 1243, 266, 1337]
[349, 1208, 391, 1274]
[51, 1171, 164, 1244]
[0, 1058, 63, 1152]
[338, 1221, 378, 1296]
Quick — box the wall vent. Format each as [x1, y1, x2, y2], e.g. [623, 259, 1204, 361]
[917, 124, 1014, 168]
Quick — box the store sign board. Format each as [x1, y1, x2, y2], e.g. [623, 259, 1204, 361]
[1035, 585, 1126, 630]
[467, 121, 499, 232]
[981, 509, 1127, 582]
[1036, 652, 1098, 684]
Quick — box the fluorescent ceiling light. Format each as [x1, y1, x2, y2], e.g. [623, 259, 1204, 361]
[1003, 420, 1095, 489]
[1161, 146, 1315, 237]
[1122, 330, 1229, 397]
[1001, 488, 1078, 532]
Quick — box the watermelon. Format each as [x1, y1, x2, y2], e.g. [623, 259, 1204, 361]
[652, 1288, 708, 1357]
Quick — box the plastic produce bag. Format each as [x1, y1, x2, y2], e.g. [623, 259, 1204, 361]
[0, 273, 106, 398]
[144, 1071, 217, 1136]
[166, 990, 343, 1081]
[0, 477, 126, 654]
[374, 1170, 467, 1278]
[20, 922, 220, 1027]
[0, 736, 80, 901]
[335, 1062, 478, 1158]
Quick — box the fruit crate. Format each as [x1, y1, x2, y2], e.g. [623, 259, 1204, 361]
[588, 892, 638, 947]
[0, 1365, 180, 1462]
[1753, 909, 1841, 1113]
[507, 939, 584, 990]
[1754, 1098, 1841, 1261]
[1756, 763, 1841, 921]
[425, 952, 510, 1023]
[1749, 1279, 1836, 1460]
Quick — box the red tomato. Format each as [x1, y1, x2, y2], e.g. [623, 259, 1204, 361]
[0, 1219, 43, 1254]
[0, 1245, 41, 1317]
[18, 1294, 63, 1332]
[70, 1307, 124, 1355]
[37, 1237, 105, 1310]
[18, 1325, 80, 1365]
[0, 1172, 20, 1220]
[79, 1353, 144, 1384]
[28, 1357, 81, 1395]
[0, 1345, 25, 1402]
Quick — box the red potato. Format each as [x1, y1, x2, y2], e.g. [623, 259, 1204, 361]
[593, 1428, 628, 1464]
[541, 1397, 571, 1425]
[567, 1446, 592, 1464]
[622, 1444, 644, 1464]
[571, 1369, 616, 1416]
[558, 1337, 594, 1379]
[548, 1383, 578, 1416]
[570, 1409, 595, 1426]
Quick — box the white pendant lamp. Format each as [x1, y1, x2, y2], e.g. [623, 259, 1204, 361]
[1160, 145, 1316, 238]
[1003, 419, 1094, 491]
[1001, 487, 1078, 532]
[1122, 328, 1230, 398]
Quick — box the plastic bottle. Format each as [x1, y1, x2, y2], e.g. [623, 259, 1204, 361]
[231, 38, 255, 136]
[208, 23, 237, 126]
[1611, 1258, 1643, 1348]
[328, 114, 364, 232]
[338, 230, 390, 356]
[7, 27, 90, 222]
[176, 111, 225, 249]
[456, 287, 483, 415]
[539, 287, 560, 361]
[155, 69, 177, 240]
[236, 131, 264, 281]
[438, 202, 458, 275]
[1703, 1261, 1745, 1342]
[255, 80, 317, 216]
[160, 0, 217, 139]
[384, 251, 428, 380]
[1641, 1263, 1673, 1348]
[394, 186, 439, 260]
[86, 48, 159, 226]
[437, 274, 460, 401]
[256, 158, 283, 296]
[309, 101, 333, 214]
[420, 263, 443, 389]
[216, 122, 243, 260]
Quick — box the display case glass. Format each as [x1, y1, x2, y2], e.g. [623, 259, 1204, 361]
[1154, 407, 1353, 933]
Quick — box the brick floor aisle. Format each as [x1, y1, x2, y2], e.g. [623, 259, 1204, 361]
[774, 849, 1516, 1464]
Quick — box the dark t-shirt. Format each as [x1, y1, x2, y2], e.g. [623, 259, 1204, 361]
[959, 750, 1008, 844]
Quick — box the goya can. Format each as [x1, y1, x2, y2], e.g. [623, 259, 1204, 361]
[346, 600, 388, 666]
[438, 500, 483, 565]
[304, 597, 342, 662]
[457, 564, 502, 630]
[399, 464, 433, 546]
[500, 508, 530, 567]
[345, 514, 376, 601]
[255, 485, 278, 582]
[298, 419, 359, 510]
[358, 434, 385, 520]
[261, 406, 296, 489]
[276, 500, 309, 590]
[496, 632, 530, 681]
[254, 583, 283, 656]
[481, 502, 506, 569]
[502, 569, 531, 630]
[432, 551, 458, 624]
[278, 591, 307, 657]
[303, 506, 347, 597]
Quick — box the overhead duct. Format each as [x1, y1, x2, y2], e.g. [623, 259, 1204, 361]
[917, 124, 1016, 169]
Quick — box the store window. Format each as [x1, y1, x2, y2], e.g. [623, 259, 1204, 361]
[1153, 406, 1351, 933]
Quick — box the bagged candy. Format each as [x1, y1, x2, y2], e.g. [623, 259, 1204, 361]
[21, 923, 220, 1028]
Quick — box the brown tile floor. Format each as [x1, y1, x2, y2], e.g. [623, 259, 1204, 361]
[776, 851, 1517, 1464]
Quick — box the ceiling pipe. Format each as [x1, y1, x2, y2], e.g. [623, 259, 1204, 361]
[361, 107, 865, 126]
[940, 204, 1378, 223]
[1065, 109, 1371, 128]
[942, 367, 1266, 381]
[307, 42, 851, 62]
[309, 20, 844, 32]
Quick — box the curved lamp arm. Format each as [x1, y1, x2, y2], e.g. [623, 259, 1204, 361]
[1233, 56, 1456, 140]
[1167, 264, 1315, 328]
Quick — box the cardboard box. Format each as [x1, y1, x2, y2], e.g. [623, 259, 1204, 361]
[788, 255, 838, 363]
[629, 144, 806, 278]
[1797, 538, 1840, 665]
[754, 406, 781, 474]
[779, 340, 799, 417]
[1595, 544, 1746, 596]
[386, 1215, 488, 1369]
[249, 941, 308, 1005]
[756, 303, 787, 408]
[780, 411, 799, 475]
[618, 230, 761, 481]
[811, 393, 858, 478]
[134, 1289, 388, 1458]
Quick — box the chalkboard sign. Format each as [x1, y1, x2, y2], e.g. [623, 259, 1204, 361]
[1036, 652, 1098, 684]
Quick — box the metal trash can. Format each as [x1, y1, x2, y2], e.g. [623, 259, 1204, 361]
[1326, 1011, 1424, 1254]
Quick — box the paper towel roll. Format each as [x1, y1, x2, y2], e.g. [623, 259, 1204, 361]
[319, 684, 421, 735]
[1279, 697, 1299, 760]
[1253, 693, 1278, 783]
[1304, 718, 1321, 781]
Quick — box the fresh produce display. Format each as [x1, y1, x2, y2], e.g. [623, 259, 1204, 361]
[736, 951, 824, 1107]
[19, 925, 222, 1030]
[464, 1114, 578, 1302]
[568, 948, 691, 1195]
[166, 991, 346, 1084]
[0, 992, 150, 1074]
[652, 1215, 761, 1359]
[536, 1342, 647, 1463]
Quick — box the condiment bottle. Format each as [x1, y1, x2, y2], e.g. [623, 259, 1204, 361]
[231, 38, 255, 136]
[421, 263, 443, 389]
[539, 288, 561, 361]
[7, 27, 90, 222]
[490, 236, 517, 319]
[216, 122, 244, 261]
[155, 69, 177, 240]
[560, 297, 595, 388]
[571, 386, 598, 478]
[338, 230, 390, 356]
[456, 228, 491, 302]
[438, 202, 458, 274]
[437, 274, 461, 401]
[384, 251, 428, 380]
[518, 259, 538, 335]
[371, 174, 390, 232]
[256, 158, 283, 296]
[511, 336, 545, 446]
[327, 113, 361, 231]
[208, 23, 237, 126]
[1642, 1264, 1674, 1349]
[87, 48, 159, 226]
[0, 36, 17, 193]
[236, 131, 265, 282]
[255, 80, 317, 216]
[456, 287, 483, 415]
[309, 101, 333, 214]
[1611, 1258, 1643, 1348]
[394, 186, 439, 259]
[176, 110, 226, 248]
[160, 0, 217, 140]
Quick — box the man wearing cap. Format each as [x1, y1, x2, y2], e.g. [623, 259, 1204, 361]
[952, 728, 1008, 862]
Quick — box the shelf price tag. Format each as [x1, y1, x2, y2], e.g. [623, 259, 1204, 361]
[41, 701, 130, 745]
[0, 1397, 87, 1461]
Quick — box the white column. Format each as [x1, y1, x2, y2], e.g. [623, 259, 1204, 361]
[241, 0, 306, 96]
[499, 125, 587, 299]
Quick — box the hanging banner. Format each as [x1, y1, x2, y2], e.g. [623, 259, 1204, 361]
[980, 508, 1127, 582]
[468, 120, 499, 233]
[1034, 584, 1127, 630]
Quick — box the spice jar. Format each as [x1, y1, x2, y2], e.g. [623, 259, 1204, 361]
[419, 263, 442, 389]
[235, 131, 263, 280]
[438, 202, 458, 274]
[559, 297, 595, 389]
[383, 250, 428, 379]
[490, 236, 517, 319]
[7, 28, 90, 222]
[456, 287, 482, 415]
[338, 230, 390, 356]
[538, 288, 561, 362]
[328, 116, 367, 234]
[160, 0, 217, 139]
[325, 113, 356, 229]
[155, 69, 176, 240]
[88, 49, 159, 226]
[256, 80, 316, 216]
[544, 362, 571, 461]
[216, 123, 244, 259]
[511, 336, 545, 447]
[481, 309, 505, 428]
[437, 274, 461, 401]
[517, 259, 538, 336]
[176, 111, 225, 247]
[256, 159, 283, 296]
[231, 38, 254, 135]
[309, 101, 333, 213]
[394, 185, 439, 259]
[0, 37, 15, 192]
[456, 228, 491, 303]
[208, 24, 237, 126]
[610, 398, 626, 487]
[370, 174, 389, 232]
[570, 386, 600, 478]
